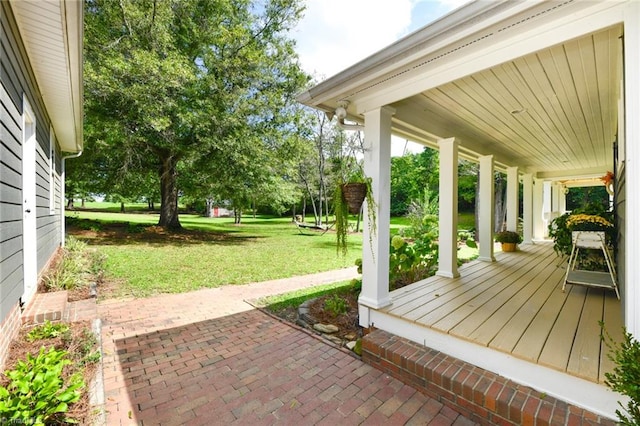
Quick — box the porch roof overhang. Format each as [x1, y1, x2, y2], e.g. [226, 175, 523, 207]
[297, 0, 627, 181]
[9, 0, 83, 153]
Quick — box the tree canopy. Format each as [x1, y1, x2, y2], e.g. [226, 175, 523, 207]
[81, 0, 308, 228]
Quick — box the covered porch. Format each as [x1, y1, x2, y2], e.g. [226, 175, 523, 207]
[365, 241, 624, 417]
[298, 0, 640, 420]
[383, 242, 622, 385]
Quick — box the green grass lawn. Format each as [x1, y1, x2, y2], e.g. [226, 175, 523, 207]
[67, 209, 362, 297]
[253, 280, 355, 313]
[67, 204, 478, 298]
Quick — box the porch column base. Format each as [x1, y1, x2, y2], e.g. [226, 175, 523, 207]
[477, 256, 496, 263]
[358, 294, 392, 310]
[436, 270, 460, 279]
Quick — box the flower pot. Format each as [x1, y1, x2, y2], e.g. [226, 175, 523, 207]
[501, 242, 517, 252]
[341, 183, 367, 214]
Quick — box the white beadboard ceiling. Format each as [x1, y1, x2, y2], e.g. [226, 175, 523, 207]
[390, 25, 622, 178]
[10, 0, 83, 152]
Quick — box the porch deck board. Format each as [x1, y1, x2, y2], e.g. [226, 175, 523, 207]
[600, 295, 624, 383]
[535, 285, 586, 371]
[404, 245, 548, 323]
[382, 241, 622, 383]
[466, 250, 560, 346]
[488, 264, 566, 353]
[567, 288, 606, 381]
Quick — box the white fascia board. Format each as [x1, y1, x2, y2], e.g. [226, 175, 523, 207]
[11, 0, 84, 153]
[356, 1, 626, 114]
[63, 0, 84, 153]
[297, 0, 541, 108]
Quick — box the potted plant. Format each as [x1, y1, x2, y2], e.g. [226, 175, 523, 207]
[495, 231, 522, 252]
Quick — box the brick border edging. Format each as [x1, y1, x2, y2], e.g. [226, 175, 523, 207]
[362, 329, 616, 426]
[0, 303, 22, 371]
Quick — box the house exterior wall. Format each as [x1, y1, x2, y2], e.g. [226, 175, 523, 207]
[0, 2, 63, 368]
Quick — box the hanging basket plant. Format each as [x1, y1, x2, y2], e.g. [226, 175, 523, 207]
[334, 178, 376, 255]
[341, 182, 367, 214]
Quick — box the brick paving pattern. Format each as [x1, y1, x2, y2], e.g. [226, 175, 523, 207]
[97, 268, 477, 425]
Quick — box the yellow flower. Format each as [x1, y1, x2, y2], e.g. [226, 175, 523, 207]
[566, 214, 613, 229]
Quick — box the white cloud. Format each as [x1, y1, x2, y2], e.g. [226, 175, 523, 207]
[294, 0, 414, 78]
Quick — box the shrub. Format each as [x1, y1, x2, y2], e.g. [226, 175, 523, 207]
[389, 197, 439, 290]
[389, 233, 438, 290]
[0, 347, 84, 424]
[602, 325, 640, 425]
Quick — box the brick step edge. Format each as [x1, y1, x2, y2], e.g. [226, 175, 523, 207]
[361, 329, 615, 426]
[22, 291, 69, 325]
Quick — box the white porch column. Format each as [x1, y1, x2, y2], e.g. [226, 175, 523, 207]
[506, 167, 519, 232]
[478, 155, 495, 262]
[625, 1, 640, 337]
[522, 173, 533, 244]
[542, 181, 552, 237]
[533, 178, 545, 240]
[558, 184, 567, 214]
[551, 183, 562, 217]
[437, 138, 459, 278]
[359, 106, 394, 314]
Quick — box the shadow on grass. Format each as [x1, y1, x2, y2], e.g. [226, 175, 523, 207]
[67, 218, 259, 247]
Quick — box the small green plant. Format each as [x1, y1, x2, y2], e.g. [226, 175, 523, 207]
[324, 294, 348, 317]
[353, 338, 362, 356]
[602, 324, 640, 425]
[354, 258, 362, 274]
[0, 347, 84, 424]
[77, 328, 101, 366]
[494, 231, 522, 244]
[27, 321, 70, 342]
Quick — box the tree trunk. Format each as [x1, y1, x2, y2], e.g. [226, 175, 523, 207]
[120, 202, 125, 213]
[81, 198, 86, 208]
[302, 196, 307, 222]
[67, 198, 74, 209]
[234, 208, 242, 224]
[158, 154, 182, 230]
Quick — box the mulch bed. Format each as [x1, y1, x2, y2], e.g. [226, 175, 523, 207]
[0, 321, 99, 425]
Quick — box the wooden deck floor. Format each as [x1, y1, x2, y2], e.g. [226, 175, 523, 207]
[382, 241, 623, 384]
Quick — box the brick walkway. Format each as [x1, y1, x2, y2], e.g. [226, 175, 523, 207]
[98, 268, 477, 425]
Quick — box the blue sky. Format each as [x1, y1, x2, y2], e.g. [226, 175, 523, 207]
[293, 0, 470, 155]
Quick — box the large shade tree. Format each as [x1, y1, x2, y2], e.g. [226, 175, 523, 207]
[83, 0, 308, 229]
